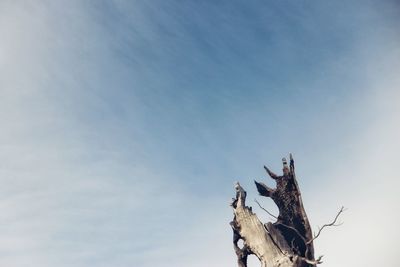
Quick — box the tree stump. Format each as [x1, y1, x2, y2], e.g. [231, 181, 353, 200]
[230, 154, 321, 267]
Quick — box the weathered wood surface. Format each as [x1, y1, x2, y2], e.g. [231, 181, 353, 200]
[231, 183, 293, 267]
[230, 155, 320, 267]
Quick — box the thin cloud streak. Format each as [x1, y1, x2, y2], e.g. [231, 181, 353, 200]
[0, 1, 399, 267]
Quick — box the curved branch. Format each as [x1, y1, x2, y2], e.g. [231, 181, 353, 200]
[254, 199, 278, 219]
[299, 255, 323, 265]
[306, 206, 345, 245]
[276, 222, 307, 245]
[264, 166, 279, 179]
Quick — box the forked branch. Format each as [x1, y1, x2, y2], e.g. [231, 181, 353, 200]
[306, 206, 345, 245]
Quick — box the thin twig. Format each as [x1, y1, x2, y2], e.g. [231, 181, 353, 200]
[254, 199, 278, 219]
[307, 206, 345, 245]
[300, 255, 323, 265]
[276, 222, 307, 244]
[254, 200, 309, 251]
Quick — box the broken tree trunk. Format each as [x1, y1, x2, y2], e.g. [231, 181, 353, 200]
[230, 154, 320, 267]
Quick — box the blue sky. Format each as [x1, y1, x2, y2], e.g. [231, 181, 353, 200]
[0, 1, 399, 266]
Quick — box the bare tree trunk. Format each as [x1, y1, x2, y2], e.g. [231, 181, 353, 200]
[230, 155, 321, 267]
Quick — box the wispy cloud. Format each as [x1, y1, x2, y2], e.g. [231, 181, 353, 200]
[0, 0, 399, 266]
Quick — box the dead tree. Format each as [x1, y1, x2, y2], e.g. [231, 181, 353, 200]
[230, 154, 343, 267]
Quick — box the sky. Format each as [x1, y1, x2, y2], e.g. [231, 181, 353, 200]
[0, 0, 399, 266]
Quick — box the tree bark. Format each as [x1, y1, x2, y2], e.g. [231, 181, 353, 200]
[230, 154, 319, 267]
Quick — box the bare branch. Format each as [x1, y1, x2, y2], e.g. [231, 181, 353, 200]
[306, 206, 345, 245]
[300, 255, 323, 265]
[276, 222, 307, 244]
[263, 165, 279, 179]
[254, 199, 278, 219]
[254, 180, 275, 198]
